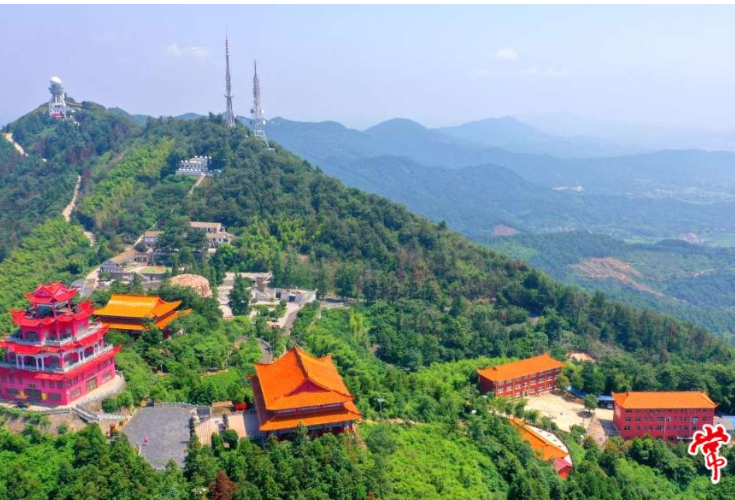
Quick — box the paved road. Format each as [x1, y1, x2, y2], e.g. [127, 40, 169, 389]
[217, 273, 235, 319]
[278, 302, 301, 335]
[257, 339, 273, 362]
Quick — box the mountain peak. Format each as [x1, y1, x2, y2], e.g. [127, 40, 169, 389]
[364, 118, 428, 134]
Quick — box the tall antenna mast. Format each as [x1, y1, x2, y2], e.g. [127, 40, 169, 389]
[224, 32, 236, 127]
[250, 60, 270, 147]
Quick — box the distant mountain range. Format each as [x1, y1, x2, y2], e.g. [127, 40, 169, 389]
[258, 115, 735, 241]
[521, 111, 735, 153]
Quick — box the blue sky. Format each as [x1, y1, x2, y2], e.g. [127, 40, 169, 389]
[3, 5, 735, 130]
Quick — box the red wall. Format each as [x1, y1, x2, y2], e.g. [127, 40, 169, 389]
[0, 357, 116, 406]
[480, 368, 562, 399]
[613, 403, 715, 440]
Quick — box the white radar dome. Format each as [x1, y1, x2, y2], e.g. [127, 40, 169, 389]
[50, 76, 62, 85]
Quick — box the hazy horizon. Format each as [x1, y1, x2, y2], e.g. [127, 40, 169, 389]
[4, 5, 735, 133]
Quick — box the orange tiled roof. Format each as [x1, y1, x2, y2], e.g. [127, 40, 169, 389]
[477, 354, 564, 382]
[253, 346, 355, 411]
[259, 401, 362, 432]
[251, 366, 361, 432]
[611, 391, 717, 410]
[511, 419, 568, 461]
[99, 311, 182, 331]
[95, 294, 182, 320]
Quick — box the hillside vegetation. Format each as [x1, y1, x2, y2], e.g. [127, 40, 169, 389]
[2, 109, 735, 498]
[488, 232, 735, 336]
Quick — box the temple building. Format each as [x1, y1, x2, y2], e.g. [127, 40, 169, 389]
[0, 283, 121, 405]
[94, 294, 184, 333]
[478, 354, 565, 399]
[511, 419, 573, 479]
[250, 346, 362, 436]
[612, 391, 717, 441]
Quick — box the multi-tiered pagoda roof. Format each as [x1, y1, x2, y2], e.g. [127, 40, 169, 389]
[0, 282, 121, 406]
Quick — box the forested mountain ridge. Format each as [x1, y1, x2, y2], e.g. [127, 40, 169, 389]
[0, 101, 141, 261]
[262, 115, 735, 243]
[2, 107, 735, 498]
[489, 232, 735, 336]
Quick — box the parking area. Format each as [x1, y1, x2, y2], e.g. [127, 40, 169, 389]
[524, 391, 614, 435]
[121, 407, 193, 469]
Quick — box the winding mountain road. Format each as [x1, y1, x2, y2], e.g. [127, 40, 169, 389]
[3, 132, 27, 156]
[61, 175, 96, 245]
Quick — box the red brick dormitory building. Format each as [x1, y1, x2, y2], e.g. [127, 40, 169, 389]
[478, 354, 565, 399]
[612, 391, 717, 441]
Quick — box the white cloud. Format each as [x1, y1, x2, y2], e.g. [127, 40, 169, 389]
[88, 31, 130, 43]
[494, 48, 518, 60]
[522, 66, 570, 78]
[164, 43, 210, 59]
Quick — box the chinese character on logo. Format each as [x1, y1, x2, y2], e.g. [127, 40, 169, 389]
[688, 423, 731, 484]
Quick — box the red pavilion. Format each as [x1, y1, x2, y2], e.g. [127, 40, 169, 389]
[0, 283, 121, 405]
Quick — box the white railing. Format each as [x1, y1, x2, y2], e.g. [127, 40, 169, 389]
[0, 344, 115, 374]
[7, 322, 105, 347]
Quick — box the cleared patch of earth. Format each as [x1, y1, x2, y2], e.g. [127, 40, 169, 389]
[492, 224, 518, 237]
[572, 257, 663, 296]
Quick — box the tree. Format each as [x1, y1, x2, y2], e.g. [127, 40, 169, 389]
[131, 273, 144, 294]
[507, 472, 534, 500]
[581, 362, 605, 395]
[525, 409, 540, 426]
[365, 424, 397, 456]
[584, 394, 598, 416]
[228, 275, 251, 316]
[208, 470, 236, 500]
[315, 260, 330, 299]
[334, 263, 356, 299]
[556, 372, 570, 391]
[513, 399, 527, 419]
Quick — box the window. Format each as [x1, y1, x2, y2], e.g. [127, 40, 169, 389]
[6, 388, 18, 395]
[624, 426, 631, 431]
[49, 393, 61, 401]
[625, 417, 631, 422]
